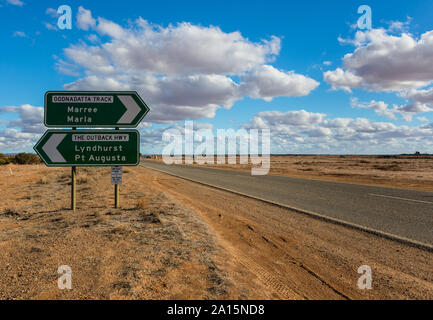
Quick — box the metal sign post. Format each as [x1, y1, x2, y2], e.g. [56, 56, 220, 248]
[71, 127, 76, 211]
[71, 166, 76, 211]
[111, 165, 122, 208]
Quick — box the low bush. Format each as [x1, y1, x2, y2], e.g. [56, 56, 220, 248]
[136, 199, 148, 209]
[0, 153, 11, 165]
[37, 176, 48, 184]
[76, 173, 88, 184]
[13, 153, 42, 164]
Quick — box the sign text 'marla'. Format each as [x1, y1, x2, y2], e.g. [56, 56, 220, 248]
[44, 91, 149, 127]
[34, 130, 140, 166]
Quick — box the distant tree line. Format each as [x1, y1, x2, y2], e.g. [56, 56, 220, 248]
[0, 153, 42, 165]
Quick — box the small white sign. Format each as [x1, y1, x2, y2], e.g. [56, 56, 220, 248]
[111, 166, 122, 185]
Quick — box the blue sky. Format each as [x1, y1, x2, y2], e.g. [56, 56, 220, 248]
[1, 0, 433, 154]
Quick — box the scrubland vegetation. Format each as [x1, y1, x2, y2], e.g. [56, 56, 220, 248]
[0, 153, 41, 165]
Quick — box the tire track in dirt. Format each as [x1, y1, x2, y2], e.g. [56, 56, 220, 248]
[149, 174, 300, 299]
[148, 172, 347, 300]
[228, 246, 304, 299]
[228, 211, 351, 299]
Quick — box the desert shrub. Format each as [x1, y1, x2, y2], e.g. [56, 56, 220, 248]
[57, 173, 70, 182]
[0, 153, 11, 165]
[37, 176, 48, 184]
[374, 164, 402, 171]
[136, 199, 148, 209]
[1, 207, 19, 217]
[76, 173, 88, 183]
[13, 153, 41, 164]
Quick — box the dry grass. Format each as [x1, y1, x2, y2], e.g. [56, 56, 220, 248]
[0, 165, 230, 299]
[135, 198, 148, 210]
[37, 176, 48, 184]
[76, 173, 88, 184]
[0, 207, 20, 218]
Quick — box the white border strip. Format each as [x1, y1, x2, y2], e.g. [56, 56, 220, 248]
[369, 193, 433, 205]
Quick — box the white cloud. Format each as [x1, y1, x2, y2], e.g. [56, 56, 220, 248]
[1, 104, 44, 133]
[326, 29, 433, 92]
[12, 31, 26, 38]
[0, 129, 41, 152]
[323, 68, 362, 93]
[6, 0, 23, 6]
[0, 105, 46, 152]
[44, 7, 60, 32]
[250, 110, 326, 127]
[325, 24, 433, 126]
[85, 18, 282, 75]
[392, 87, 433, 121]
[307, 127, 332, 137]
[394, 102, 432, 122]
[322, 118, 353, 128]
[422, 122, 433, 129]
[76, 6, 96, 31]
[138, 121, 214, 147]
[148, 74, 240, 108]
[386, 17, 412, 33]
[64, 44, 114, 74]
[351, 98, 397, 120]
[241, 65, 319, 101]
[401, 87, 433, 105]
[45, 7, 58, 18]
[44, 22, 57, 31]
[96, 17, 126, 38]
[57, 11, 319, 123]
[87, 34, 99, 43]
[63, 73, 238, 122]
[55, 58, 80, 77]
[242, 109, 433, 154]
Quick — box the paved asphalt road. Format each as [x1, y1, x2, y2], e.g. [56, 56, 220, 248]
[141, 161, 433, 246]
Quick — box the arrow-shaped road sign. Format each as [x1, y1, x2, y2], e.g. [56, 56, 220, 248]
[44, 91, 150, 127]
[42, 133, 66, 162]
[34, 130, 140, 166]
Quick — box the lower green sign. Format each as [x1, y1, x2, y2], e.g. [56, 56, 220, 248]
[34, 130, 140, 166]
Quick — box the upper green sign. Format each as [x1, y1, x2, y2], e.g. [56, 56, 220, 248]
[44, 91, 150, 128]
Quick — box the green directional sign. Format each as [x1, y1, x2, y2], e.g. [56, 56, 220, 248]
[44, 91, 149, 127]
[34, 130, 140, 167]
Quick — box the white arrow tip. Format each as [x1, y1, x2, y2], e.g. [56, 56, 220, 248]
[118, 95, 140, 124]
[42, 133, 66, 163]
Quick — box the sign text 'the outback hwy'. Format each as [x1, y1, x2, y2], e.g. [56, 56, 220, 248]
[44, 91, 150, 127]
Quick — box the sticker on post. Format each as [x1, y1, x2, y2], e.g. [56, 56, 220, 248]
[111, 166, 122, 185]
